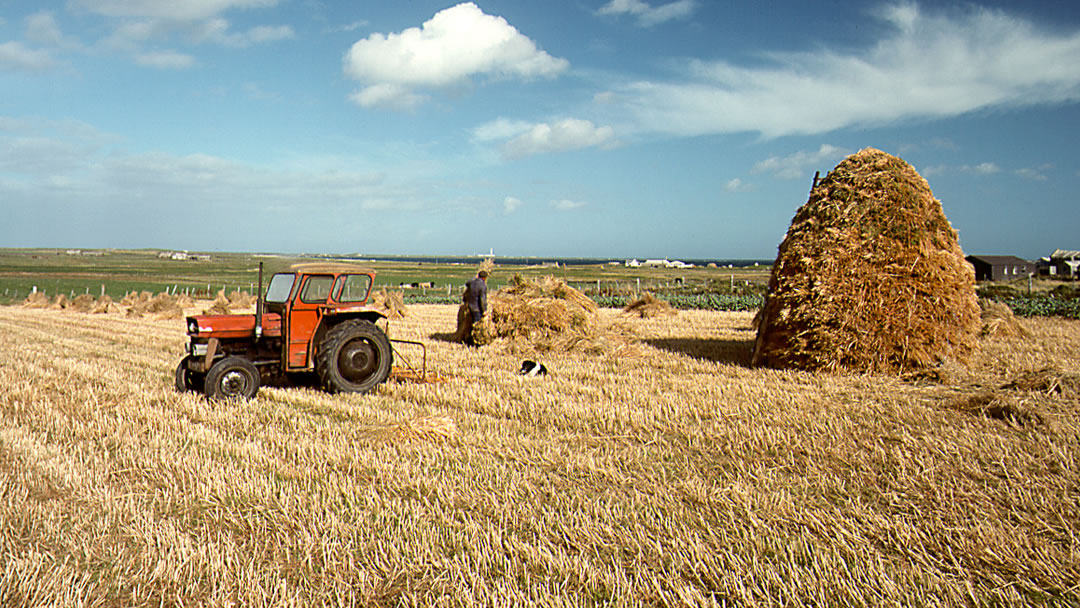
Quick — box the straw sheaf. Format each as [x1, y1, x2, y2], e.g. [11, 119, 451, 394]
[623, 292, 677, 318]
[204, 290, 232, 315]
[753, 148, 981, 374]
[373, 288, 408, 320]
[21, 291, 49, 309]
[475, 275, 634, 354]
[979, 299, 1030, 339]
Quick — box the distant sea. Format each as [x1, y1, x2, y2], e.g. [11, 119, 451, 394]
[335, 255, 772, 268]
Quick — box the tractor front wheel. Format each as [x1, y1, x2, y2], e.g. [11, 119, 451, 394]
[316, 320, 393, 394]
[204, 356, 260, 400]
[175, 356, 205, 393]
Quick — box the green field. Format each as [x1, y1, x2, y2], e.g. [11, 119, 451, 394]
[0, 248, 771, 306]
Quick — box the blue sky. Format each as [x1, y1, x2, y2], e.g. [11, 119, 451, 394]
[1, 0, 1079, 259]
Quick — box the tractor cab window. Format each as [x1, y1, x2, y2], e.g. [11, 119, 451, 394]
[335, 274, 372, 303]
[265, 273, 296, 303]
[299, 275, 334, 303]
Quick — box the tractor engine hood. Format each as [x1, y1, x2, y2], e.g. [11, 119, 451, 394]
[186, 313, 282, 339]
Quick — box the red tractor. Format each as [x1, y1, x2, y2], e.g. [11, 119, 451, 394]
[176, 263, 393, 400]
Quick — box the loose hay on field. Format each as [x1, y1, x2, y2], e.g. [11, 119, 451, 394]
[0, 304, 1077, 606]
[753, 148, 980, 374]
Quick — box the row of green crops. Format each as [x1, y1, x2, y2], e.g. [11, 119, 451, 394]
[405, 292, 1080, 318]
[402, 293, 766, 312]
[998, 297, 1080, 319]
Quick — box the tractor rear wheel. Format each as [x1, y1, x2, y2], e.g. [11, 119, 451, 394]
[316, 320, 393, 394]
[204, 356, 260, 400]
[175, 356, 205, 393]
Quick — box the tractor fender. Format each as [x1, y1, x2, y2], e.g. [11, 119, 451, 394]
[311, 310, 387, 354]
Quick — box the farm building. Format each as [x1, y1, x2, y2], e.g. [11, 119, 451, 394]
[1041, 249, 1080, 278]
[965, 255, 1033, 282]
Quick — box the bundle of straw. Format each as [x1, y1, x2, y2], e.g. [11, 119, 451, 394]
[622, 292, 676, 318]
[979, 299, 1029, 339]
[22, 291, 49, 309]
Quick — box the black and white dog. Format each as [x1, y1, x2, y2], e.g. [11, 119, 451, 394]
[519, 360, 548, 377]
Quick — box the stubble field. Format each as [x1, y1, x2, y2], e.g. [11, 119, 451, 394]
[0, 303, 1077, 606]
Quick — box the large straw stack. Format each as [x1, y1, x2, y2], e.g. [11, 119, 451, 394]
[752, 148, 980, 374]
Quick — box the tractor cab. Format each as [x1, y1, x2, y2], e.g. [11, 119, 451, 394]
[178, 263, 392, 400]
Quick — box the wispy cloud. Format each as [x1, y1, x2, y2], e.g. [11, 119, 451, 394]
[503, 196, 523, 213]
[0, 41, 56, 71]
[617, 3, 1080, 137]
[752, 145, 850, 179]
[499, 119, 616, 159]
[551, 199, 586, 210]
[344, 3, 568, 110]
[135, 50, 195, 69]
[596, 0, 697, 27]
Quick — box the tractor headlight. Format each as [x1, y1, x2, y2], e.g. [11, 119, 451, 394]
[187, 319, 199, 335]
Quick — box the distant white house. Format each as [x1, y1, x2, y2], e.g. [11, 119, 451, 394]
[159, 250, 212, 261]
[634, 258, 695, 269]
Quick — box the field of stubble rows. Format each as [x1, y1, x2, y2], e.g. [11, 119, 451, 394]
[0, 303, 1077, 606]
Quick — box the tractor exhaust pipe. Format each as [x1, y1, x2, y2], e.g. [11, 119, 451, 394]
[254, 261, 264, 341]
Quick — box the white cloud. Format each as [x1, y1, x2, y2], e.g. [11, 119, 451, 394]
[72, 0, 278, 21]
[503, 196, 523, 213]
[348, 84, 427, 110]
[0, 41, 56, 71]
[752, 144, 850, 180]
[343, 2, 569, 109]
[596, 0, 697, 27]
[471, 117, 534, 142]
[1015, 167, 1048, 181]
[552, 199, 586, 211]
[618, 3, 1080, 138]
[724, 178, 749, 193]
[972, 162, 1000, 175]
[500, 119, 616, 159]
[25, 12, 66, 47]
[193, 19, 293, 47]
[135, 50, 195, 69]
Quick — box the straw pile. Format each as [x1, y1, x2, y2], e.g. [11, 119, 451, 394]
[227, 290, 255, 308]
[68, 294, 95, 313]
[752, 148, 980, 374]
[204, 290, 232, 315]
[623, 292, 677, 318]
[90, 295, 117, 314]
[124, 292, 184, 318]
[49, 294, 69, 310]
[473, 274, 628, 353]
[373, 288, 408, 320]
[22, 291, 49, 309]
[979, 299, 1029, 339]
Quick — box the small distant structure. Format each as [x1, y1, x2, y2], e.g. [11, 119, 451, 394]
[159, 250, 212, 261]
[65, 249, 104, 256]
[1041, 249, 1080, 278]
[965, 255, 1033, 282]
[637, 258, 696, 269]
[625, 259, 642, 268]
